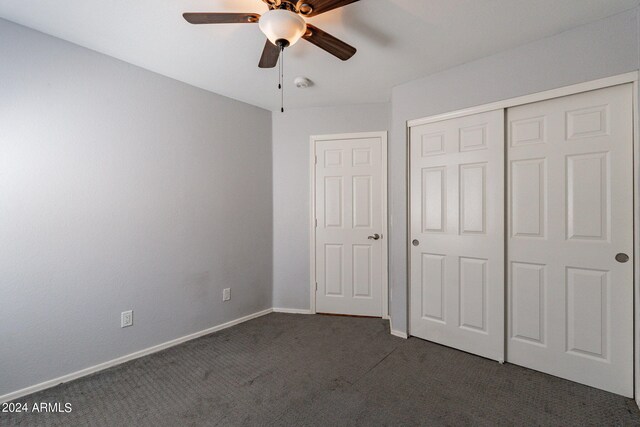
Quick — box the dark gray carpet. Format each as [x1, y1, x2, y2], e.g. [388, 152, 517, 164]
[2, 313, 639, 426]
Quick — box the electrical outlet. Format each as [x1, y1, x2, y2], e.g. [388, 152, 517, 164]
[223, 288, 231, 302]
[121, 310, 133, 328]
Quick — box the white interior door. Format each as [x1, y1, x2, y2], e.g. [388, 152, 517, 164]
[314, 133, 387, 317]
[506, 84, 634, 397]
[409, 110, 505, 361]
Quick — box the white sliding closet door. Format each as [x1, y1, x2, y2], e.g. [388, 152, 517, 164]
[409, 110, 505, 361]
[506, 84, 633, 397]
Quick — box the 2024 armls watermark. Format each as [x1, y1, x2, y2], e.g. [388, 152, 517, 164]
[2, 402, 72, 414]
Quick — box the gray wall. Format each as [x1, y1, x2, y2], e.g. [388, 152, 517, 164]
[272, 103, 391, 309]
[388, 9, 640, 333]
[0, 19, 273, 397]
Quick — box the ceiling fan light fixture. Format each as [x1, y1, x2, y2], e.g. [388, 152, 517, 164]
[259, 9, 307, 48]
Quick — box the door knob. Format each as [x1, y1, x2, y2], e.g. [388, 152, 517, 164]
[412, 239, 419, 246]
[368, 233, 381, 240]
[615, 253, 629, 263]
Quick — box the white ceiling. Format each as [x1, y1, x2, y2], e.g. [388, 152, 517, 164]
[1, 0, 638, 111]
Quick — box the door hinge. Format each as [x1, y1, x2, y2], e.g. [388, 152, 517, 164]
[314, 155, 318, 165]
[315, 282, 318, 291]
[315, 218, 318, 227]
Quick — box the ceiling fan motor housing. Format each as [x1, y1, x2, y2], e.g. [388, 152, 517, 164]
[262, 0, 313, 15]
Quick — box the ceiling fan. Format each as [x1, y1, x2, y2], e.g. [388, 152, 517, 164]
[183, 0, 359, 68]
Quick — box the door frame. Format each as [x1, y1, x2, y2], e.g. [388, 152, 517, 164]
[406, 71, 639, 402]
[310, 131, 389, 318]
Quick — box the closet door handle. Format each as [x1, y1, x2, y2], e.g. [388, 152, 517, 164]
[368, 234, 381, 240]
[615, 253, 629, 263]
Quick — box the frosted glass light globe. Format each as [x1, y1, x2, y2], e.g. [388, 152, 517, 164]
[259, 9, 307, 47]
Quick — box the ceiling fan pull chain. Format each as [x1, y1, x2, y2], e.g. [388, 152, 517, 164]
[280, 46, 285, 113]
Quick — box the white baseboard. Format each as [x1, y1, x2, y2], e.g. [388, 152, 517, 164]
[389, 318, 408, 339]
[1, 307, 402, 403]
[390, 329, 408, 339]
[0, 308, 273, 404]
[272, 307, 313, 314]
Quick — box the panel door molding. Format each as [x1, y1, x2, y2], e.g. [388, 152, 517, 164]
[312, 132, 388, 317]
[506, 84, 633, 397]
[408, 77, 635, 398]
[409, 109, 505, 362]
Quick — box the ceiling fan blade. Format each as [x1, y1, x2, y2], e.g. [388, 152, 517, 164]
[259, 39, 281, 68]
[303, 24, 356, 61]
[301, 0, 360, 17]
[182, 13, 260, 25]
